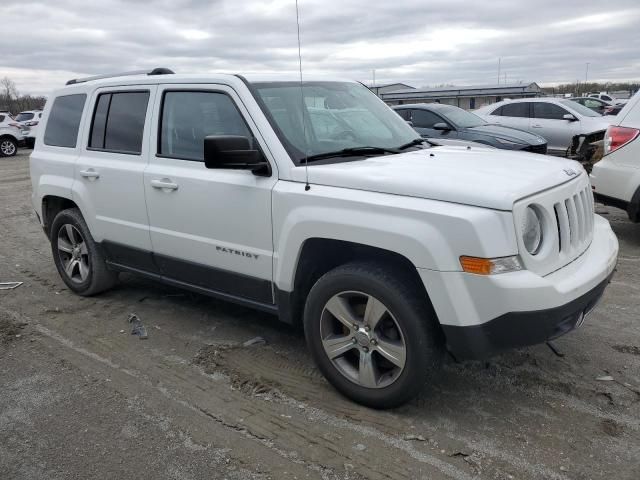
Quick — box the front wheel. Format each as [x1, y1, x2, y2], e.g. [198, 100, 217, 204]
[0, 137, 17, 157]
[304, 262, 444, 408]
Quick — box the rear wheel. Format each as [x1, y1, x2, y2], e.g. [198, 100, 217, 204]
[50, 208, 117, 296]
[304, 262, 444, 408]
[0, 137, 17, 157]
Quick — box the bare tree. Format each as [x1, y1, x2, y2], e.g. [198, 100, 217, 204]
[0, 77, 46, 114]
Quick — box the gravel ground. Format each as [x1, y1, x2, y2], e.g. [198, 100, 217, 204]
[1, 149, 639, 479]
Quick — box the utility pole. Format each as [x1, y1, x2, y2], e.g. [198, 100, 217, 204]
[372, 69, 376, 88]
[497, 57, 501, 85]
[585, 62, 590, 84]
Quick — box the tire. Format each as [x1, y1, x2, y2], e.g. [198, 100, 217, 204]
[50, 208, 117, 296]
[25, 138, 35, 149]
[0, 136, 17, 157]
[303, 262, 444, 408]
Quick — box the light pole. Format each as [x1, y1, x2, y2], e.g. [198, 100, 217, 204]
[585, 62, 590, 84]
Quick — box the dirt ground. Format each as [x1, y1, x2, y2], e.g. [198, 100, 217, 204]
[1, 149, 639, 480]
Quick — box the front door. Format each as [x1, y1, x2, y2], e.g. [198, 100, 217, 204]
[410, 109, 457, 139]
[143, 85, 278, 304]
[531, 102, 579, 152]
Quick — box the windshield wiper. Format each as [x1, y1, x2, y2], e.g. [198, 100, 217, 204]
[303, 146, 400, 163]
[397, 138, 433, 150]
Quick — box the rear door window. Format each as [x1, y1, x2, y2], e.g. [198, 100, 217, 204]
[532, 103, 569, 120]
[0, 115, 5, 123]
[89, 91, 150, 154]
[44, 94, 87, 148]
[500, 103, 530, 118]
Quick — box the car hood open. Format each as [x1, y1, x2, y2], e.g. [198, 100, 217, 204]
[304, 146, 582, 211]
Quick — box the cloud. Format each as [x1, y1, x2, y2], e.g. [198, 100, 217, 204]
[1, 0, 639, 95]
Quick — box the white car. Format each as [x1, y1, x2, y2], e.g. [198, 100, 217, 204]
[0, 112, 24, 157]
[30, 69, 618, 408]
[589, 92, 627, 105]
[476, 98, 613, 155]
[15, 110, 43, 148]
[590, 91, 640, 222]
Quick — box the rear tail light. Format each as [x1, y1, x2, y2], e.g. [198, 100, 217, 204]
[604, 125, 640, 155]
[9, 122, 21, 128]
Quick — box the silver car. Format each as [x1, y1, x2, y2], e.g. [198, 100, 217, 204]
[475, 98, 613, 155]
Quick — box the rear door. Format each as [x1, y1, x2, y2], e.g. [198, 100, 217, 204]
[74, 86, 157, 270]
[143, 85, 277, 304]
[490, 102, 531, 131]
[531, 102, 578, 152]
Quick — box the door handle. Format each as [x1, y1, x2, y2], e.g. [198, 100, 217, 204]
[150, 179, 179, 191]
[531, 124, 543, 128]
[79, 168, 100, 180]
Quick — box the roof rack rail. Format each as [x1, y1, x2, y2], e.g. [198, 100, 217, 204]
[66, 67, 174, 86]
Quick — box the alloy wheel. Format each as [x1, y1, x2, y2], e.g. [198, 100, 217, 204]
[57, 224, 90, 283]
[320, 291, 406, 389]
[1, 140, 16, 156]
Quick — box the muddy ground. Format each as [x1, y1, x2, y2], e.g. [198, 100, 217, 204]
[1, 150, 639, 479]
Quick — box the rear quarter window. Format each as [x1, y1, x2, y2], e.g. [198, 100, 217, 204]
[44, 94, 87, 148]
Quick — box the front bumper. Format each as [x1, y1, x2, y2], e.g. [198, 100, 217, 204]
[441, 271, 614, 359]
[419, 214, 618, 360]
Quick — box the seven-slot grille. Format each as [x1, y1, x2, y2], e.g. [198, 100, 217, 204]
[552, 186, 594, 255]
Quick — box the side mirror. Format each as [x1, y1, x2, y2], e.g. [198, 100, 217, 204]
[204, 135, 270, 175]
[405, 120, 414, 127]
[563, 114, 578, 122]
[433, 122, 452, 131]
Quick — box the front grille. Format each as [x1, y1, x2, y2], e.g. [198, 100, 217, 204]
[523, 143, 548, 155]
[514, 174, 594, 277]
[552, 186, 594, 255]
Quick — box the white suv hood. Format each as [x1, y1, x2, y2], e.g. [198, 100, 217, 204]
[304, 146, 582, 211]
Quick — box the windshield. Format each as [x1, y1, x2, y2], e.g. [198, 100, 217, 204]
[15, 112, 35, 122]
[251, 81, 420, 164]
[560, 100, 601, 117]
[436, 105, 487, 128]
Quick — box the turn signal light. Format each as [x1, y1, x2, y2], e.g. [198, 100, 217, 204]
[460, 255, 522, 275]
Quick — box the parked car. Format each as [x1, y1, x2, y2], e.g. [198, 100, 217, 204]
[476, 98, 613, 155]
[571, 97, 623, 116]
[0, 112, 24, 157]
[590, 91, 640, 222]
[393, 103, 548, 153]
[31, 69, 618, 408]
[589, 92, 627, 105]
[16, 110, 43, 148]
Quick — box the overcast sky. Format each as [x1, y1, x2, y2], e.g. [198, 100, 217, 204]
[3, 0, 640, 96]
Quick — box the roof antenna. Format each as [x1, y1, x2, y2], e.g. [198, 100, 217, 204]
[295, 0, 311, 191]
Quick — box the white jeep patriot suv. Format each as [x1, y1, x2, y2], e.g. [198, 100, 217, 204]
[30, 69, 619, 408]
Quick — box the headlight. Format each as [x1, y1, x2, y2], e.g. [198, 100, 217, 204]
[495, 137, 525, 147]
[522, 206, 543, 255]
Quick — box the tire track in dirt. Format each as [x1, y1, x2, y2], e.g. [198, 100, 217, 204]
[18, 310, 473, 480]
